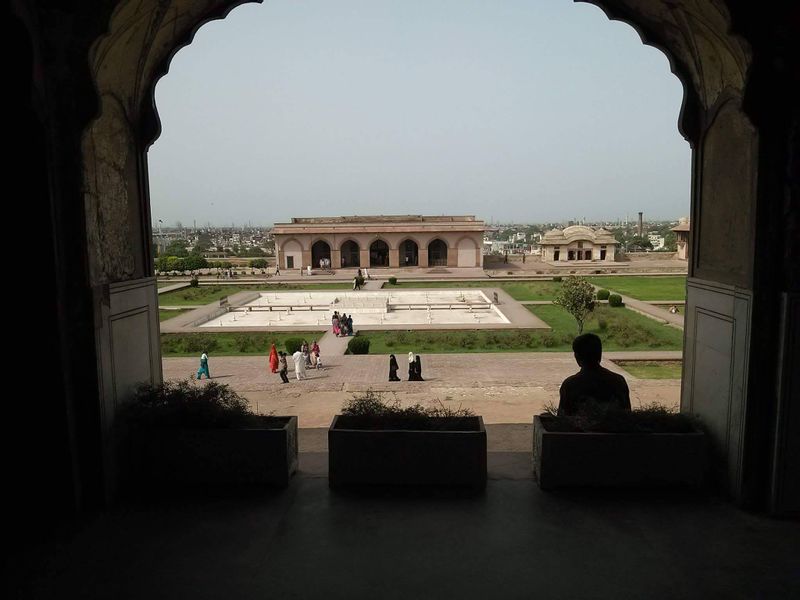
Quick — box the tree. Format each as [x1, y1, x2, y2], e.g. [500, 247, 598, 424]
[183, 254, 208, 271]
[554, 276, 596, 334]
[164, 239, 189, 257]
[249, 258, 268, 269]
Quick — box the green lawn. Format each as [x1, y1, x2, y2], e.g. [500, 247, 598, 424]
[587, 276, 687, 301]
[615, 360, 683, 379]
[386, 280, 562, 301]
[159, 309, 192, 322]
[355, 305, 683, 354]
[161, 331, 321, 357]
[158, 282, 353, 306]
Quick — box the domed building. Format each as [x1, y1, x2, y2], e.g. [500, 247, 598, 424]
[540, 225, 618, 263]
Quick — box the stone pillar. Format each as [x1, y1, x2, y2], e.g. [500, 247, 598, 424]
[301, 250, 312, 270]
[331, 249, 341, 269]
[389, 248, 399, 268]
[360, 249, 370, 268]
[419, 248, 429, 268]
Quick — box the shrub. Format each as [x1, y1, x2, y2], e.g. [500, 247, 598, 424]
[122, 379, 261, 429]
[540, 402, 698, 434]
[552, 276, 562, 282]
[608, 293, 624, 307]
[388, 276, 398, 285]
[189, 276, 199, 288]
[347, 336, 370, 355]
[341, 389, 474, 420]
[596, 288, 610, 300]
[284, 337, 304, 354]
[597, 318, 608, 331]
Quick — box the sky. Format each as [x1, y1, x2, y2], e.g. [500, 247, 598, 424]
[148, 0, 690, 227]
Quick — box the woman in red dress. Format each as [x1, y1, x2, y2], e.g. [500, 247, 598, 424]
[269, 343, 279, 373]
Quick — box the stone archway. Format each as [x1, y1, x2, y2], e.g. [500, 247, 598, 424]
[340, 240, 360, 268]
[399, 238, 419, 267]
[311, 240, 331, 269]
[369, 239, 390, 268]
[428, 239, 448, 267]
[19, 0, 798, 513]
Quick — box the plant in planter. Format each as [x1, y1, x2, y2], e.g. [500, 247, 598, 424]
[533, 402, 706, 489]
[329, 390, 486, 488]
[122, 379, 298, 488]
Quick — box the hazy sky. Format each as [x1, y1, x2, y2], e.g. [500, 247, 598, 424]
[148, 0, 690, 227]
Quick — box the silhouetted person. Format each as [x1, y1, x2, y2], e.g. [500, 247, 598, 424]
[415, 355, 424, 381]
[558, 333, 630, 416]
[388, 354, 400, 381]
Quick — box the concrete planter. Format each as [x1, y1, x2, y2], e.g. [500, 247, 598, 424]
[533, 415, 706, 490]
[137, 416, 298, 487]
[328, 415, 487, 488]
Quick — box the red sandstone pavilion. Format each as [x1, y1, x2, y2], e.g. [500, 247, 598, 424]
[273, 215, 485, 270]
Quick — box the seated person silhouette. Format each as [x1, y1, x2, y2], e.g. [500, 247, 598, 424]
[558, 333, 631, 416]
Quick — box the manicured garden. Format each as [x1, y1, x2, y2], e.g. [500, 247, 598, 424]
[587, 276, 687, 301]
[385, 280, 562, 301]
[354, 305, 683, 354]
[161, 331, 320, 356]
[614, 360, 683, 379]
[158, 282, 353, 306]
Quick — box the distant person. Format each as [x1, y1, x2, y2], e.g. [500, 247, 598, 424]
[389, 354, 400, 381]
[408, 352, 418, 381]
[415, 355, 424, 381]
[347, 314, 354, 335]
[275, 264, 280, 276]
[292, 349, 306, 380]
[364, 268, 370, 280]
[357, 268, 362, 279]
[353, 275, 360, 291]
[278, 352, 289, 383]
[669, 305, 679, 314]
[196, 351, 211, 380]
[268, 343, 279, 373]
[522, 254, 526, 264]
[558, 333, 631, 416]
[311, 340, 320, 363]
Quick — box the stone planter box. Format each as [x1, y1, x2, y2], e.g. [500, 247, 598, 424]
[135, 416, 298, 487]
[533, 415, 706, 490]
[328, 415, 487, 488]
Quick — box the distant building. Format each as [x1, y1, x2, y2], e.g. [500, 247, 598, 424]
[648, 233, 666, 250]
[272, 215, 484, 269]
[540, 225, 618, 262]
[672, 218, 691, 260]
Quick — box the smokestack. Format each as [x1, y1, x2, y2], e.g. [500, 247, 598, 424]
[638, 212, 643, 237]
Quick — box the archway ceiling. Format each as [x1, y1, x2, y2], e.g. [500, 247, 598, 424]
[90, 0, 751, 145]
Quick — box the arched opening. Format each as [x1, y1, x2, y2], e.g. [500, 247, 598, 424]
[369, 239, 389, 268]
[311, 240, 331, 269]
[428, 239, 448, 267]
[399, 239, 418, 267]
[340, 240, 360, 268]
[457, 237, 478, 268]
[282, 239, 302, 269]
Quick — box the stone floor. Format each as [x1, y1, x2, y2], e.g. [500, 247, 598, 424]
[17, 475, 800, 599]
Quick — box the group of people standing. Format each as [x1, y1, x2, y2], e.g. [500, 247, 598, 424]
[332, 312, 353, 337]
[268, 340, 322, 383]
[388, 352, 424, 381]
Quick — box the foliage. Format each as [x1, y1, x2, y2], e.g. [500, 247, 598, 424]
[608, 293, 624, 307]
[189, 276, 199, 288]
[596, 288, 610, 300]
[284, 337, 304, 355]
[122, 379, 262, 429]
[249, 258, 268, 269]
[341, 389, 474, 419]
[539, 401, 699, 434]
[553, 276, 596, 334]
[164, 239, 189, 257]
[183, 254, 208, 271]
[388, 276, 398, 285]
[552, 276, 562, 282]
[347, 336, 370, 355]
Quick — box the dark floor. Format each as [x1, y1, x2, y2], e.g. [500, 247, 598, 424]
[12, 456, 800, 600]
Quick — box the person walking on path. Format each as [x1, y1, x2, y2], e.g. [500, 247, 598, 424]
[292, 349, 307, 380]
[268, 343, 279, 373]
[415, 354, 424, 381]
[275, 263, 280, 277]
[278, 352, 289, 383]
[389, 354, 400, 381]
[196, 351, 211, 380]
[347, 314, 354, 335]
[408, 352, 418, 381]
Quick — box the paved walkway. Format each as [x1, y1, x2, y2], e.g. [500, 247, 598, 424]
[317, 330, 350, 356]
[620, 294, 685, 328]
[166, 352, 682, 432]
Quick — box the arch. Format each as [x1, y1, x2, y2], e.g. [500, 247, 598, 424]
[340, 239, 360, 268]
[281, 238, 302, 269]
[398, 237, 419, 267]
[428, 238, 448, 267]
[279, 237, 303, 252]
[311, 239, 331, 269]
[369, 239, 390, 268]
